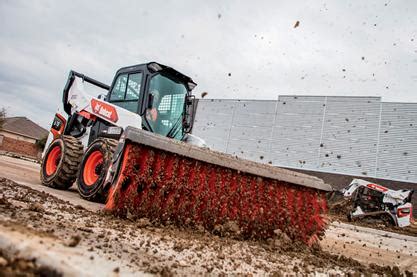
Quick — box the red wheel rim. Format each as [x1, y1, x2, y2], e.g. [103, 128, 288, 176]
[45, 145, 61, 176]
[83, 150, 104, 186]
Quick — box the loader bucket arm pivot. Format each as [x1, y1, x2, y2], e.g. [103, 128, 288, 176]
[106, 127, 332, 244]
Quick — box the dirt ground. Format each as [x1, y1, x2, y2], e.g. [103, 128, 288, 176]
[0, 250, 61, 277]
[0, 155, 416, 275]
[1, 177, 412, 276]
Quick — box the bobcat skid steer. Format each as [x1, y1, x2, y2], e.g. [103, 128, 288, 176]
[341, 179, 414, 227]
[41, 62, 332, 244]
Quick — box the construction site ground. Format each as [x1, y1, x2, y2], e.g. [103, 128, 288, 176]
[0, 155, 416, 276]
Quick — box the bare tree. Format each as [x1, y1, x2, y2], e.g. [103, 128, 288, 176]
[36, 135, 48, 150]
[0, 108, 6, 129]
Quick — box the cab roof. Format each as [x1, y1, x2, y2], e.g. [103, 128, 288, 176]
[116, 62, 197, 90]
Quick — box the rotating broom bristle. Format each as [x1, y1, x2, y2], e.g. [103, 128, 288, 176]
[105, 142, 329, 244]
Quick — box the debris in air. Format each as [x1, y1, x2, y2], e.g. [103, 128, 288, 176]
[201, 92, 208, 98]
[294, 21, 300, 28]
[228, 73, 232, 77]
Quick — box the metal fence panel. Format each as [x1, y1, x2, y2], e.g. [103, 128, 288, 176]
[193, 97, 417, 183]
[227, 100, 276, 162]
[318, 96, 381, 177]
[192, 99, 235, 152]
[376, 103, 417, 182]
[271, 96, 325, 169]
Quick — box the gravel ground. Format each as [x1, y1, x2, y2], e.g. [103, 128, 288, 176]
[0, 155, 416, 275]
[0, 178, 410, 276]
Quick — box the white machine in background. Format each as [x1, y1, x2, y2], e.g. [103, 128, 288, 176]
[341, 179, 414, 227]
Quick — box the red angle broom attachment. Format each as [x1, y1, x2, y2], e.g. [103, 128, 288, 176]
[105, 127, 332, 245]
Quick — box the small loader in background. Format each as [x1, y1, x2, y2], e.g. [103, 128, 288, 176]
[331, 179, 414, 227]
[40, 61, 332, 244]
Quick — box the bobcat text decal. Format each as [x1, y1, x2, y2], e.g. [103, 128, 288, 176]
[367, 183, 388, 192]
[91, 99, 119, 123]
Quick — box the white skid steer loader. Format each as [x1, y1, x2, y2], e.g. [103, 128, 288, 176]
[41, 62, 204, 201]
[40, 61, 332, 244]
[341, 179, 414, 227]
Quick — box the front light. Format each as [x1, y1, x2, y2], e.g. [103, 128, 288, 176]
[107, 126, 122, 135]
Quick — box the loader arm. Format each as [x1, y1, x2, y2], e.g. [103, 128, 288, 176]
[62, 70, 110, 116]
[63, 72, 143, 131]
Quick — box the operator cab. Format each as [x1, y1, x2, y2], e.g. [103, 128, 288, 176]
[106, 62, 196, 140]
[81, 62, 196, 144]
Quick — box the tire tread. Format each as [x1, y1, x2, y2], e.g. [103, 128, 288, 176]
[41, 135, 84, 189]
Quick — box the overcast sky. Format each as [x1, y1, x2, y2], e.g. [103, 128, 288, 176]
[1, 0, 416, 128]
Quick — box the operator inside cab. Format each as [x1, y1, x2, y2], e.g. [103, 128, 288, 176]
[146, 89, 160, 122]
[146, 88, 168, 136]
[144, 73, 188, 139]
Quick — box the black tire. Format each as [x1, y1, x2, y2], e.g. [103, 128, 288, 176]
[380, 213, 396, 227]
[40, 136, 84, 189]
[76, 138, 117, 202]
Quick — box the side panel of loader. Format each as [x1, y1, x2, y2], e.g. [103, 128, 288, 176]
[106, 127, 331, 244]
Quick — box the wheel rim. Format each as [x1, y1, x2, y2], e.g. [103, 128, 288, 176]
[45, 145, 62, 176]
[83, 150, 104, 186]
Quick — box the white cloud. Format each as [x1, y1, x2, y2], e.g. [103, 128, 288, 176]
[0, 0, 416, 128]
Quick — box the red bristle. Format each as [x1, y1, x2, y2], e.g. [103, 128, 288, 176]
[106, 143, 329, 244]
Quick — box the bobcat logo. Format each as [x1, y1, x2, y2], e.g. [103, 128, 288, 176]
[91, 99, 118, 123]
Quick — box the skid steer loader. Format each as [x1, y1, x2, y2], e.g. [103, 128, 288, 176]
[41, 62, 332, 244]
[342, 179, 414, 227]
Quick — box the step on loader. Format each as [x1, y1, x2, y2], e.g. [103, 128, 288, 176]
[41, 62, 332, 244]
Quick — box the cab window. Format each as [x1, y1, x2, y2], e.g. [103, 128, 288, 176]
[126, 73, 141, 100]
[110, 74, 127, 101]
[109, 72, 142, 112]
[145, 74, 187, 139]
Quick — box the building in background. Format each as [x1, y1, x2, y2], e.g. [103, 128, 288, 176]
[0, 117, 48, 159]
[192, 96, 417, 184]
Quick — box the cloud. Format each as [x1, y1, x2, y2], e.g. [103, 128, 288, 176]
[0, 0, 416, 128]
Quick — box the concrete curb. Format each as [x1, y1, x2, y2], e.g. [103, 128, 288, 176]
[0, 151, 40, 163]
[0, 229, 81, 277]
[0, 225, 143, 276]
[330, 221, 417, 242]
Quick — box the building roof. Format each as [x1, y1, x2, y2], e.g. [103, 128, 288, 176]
[1, 117, 48, 140]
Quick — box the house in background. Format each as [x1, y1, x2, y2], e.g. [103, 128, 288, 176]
[0, 117, 48, 159]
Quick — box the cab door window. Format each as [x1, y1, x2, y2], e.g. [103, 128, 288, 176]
[110, 74, 127, 101]
[145, 74, 187, 139]
[109, 72, 142, 113]
[126, 73, 141, 100]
